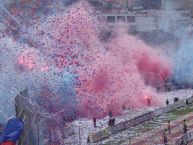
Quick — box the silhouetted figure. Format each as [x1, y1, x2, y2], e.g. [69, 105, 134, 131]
[183, 119, 187, 134]
[167, 120, 171, 134]
[93, 117, 96, 128]
[108, 118, 115, 127]
[108, 110, 115, 127]
[174, 97, 179, 102]
[147, 98, 151, 106]
[163, 129, 168, 145]
[87, 136, 90, 143]
[186, 99, 189, 105]
[166, 99, 169, 106]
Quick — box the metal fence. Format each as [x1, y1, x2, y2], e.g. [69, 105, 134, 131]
[15, 89, 75, 145]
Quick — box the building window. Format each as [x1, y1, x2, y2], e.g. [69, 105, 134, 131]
[97, 16, 105, 21]
[127, 16, 135, 22]
[117, 16, 126, 22]
[107, 16, 116, 23]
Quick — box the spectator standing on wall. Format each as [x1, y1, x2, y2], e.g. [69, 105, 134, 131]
[93, 117, 96, 128]
[183, 119, 187, 134]
[166, 99, 169, 106]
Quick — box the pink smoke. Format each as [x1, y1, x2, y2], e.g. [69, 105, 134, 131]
[24, 1, 172, 119]
[108, 27, 172, 87]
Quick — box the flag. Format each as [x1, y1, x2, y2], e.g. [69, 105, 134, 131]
[0, 118, 24, 143]
[1, 141, 15, 145]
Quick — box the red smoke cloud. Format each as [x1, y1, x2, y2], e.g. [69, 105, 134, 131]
[26, 1, 172, 119]
[137, 52, 171, 86]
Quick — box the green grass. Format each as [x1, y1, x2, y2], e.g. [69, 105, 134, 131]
[170, 105, 193, 116]
[102, 142, 111, 145]
[122, 105, 193, 134]
[102, 140, 126, 145]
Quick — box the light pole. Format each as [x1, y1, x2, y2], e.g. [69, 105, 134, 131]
[79, 126, 81, 145]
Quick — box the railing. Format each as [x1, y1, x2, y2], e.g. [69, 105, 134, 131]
[15, 89, 75, 145]
[88, 96, 193, 143]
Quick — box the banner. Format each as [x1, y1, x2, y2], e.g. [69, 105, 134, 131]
[1, 141, 15, 145]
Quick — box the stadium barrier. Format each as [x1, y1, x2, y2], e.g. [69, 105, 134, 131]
[186, 95, 193, 104]
[88, 128, 109, 143]
[175, 129, 193, 145]
[15, 89, 75, 145]
[15, 89, 42, 145]
[88, 99, 189, 143]
[109, 122, 125, 134]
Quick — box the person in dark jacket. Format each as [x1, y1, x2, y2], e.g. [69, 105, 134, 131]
[93, 117, 96, 128]
[108, 110, 115, 126]
[183, 119, 187, 133]
[166, 99, 169, 106]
